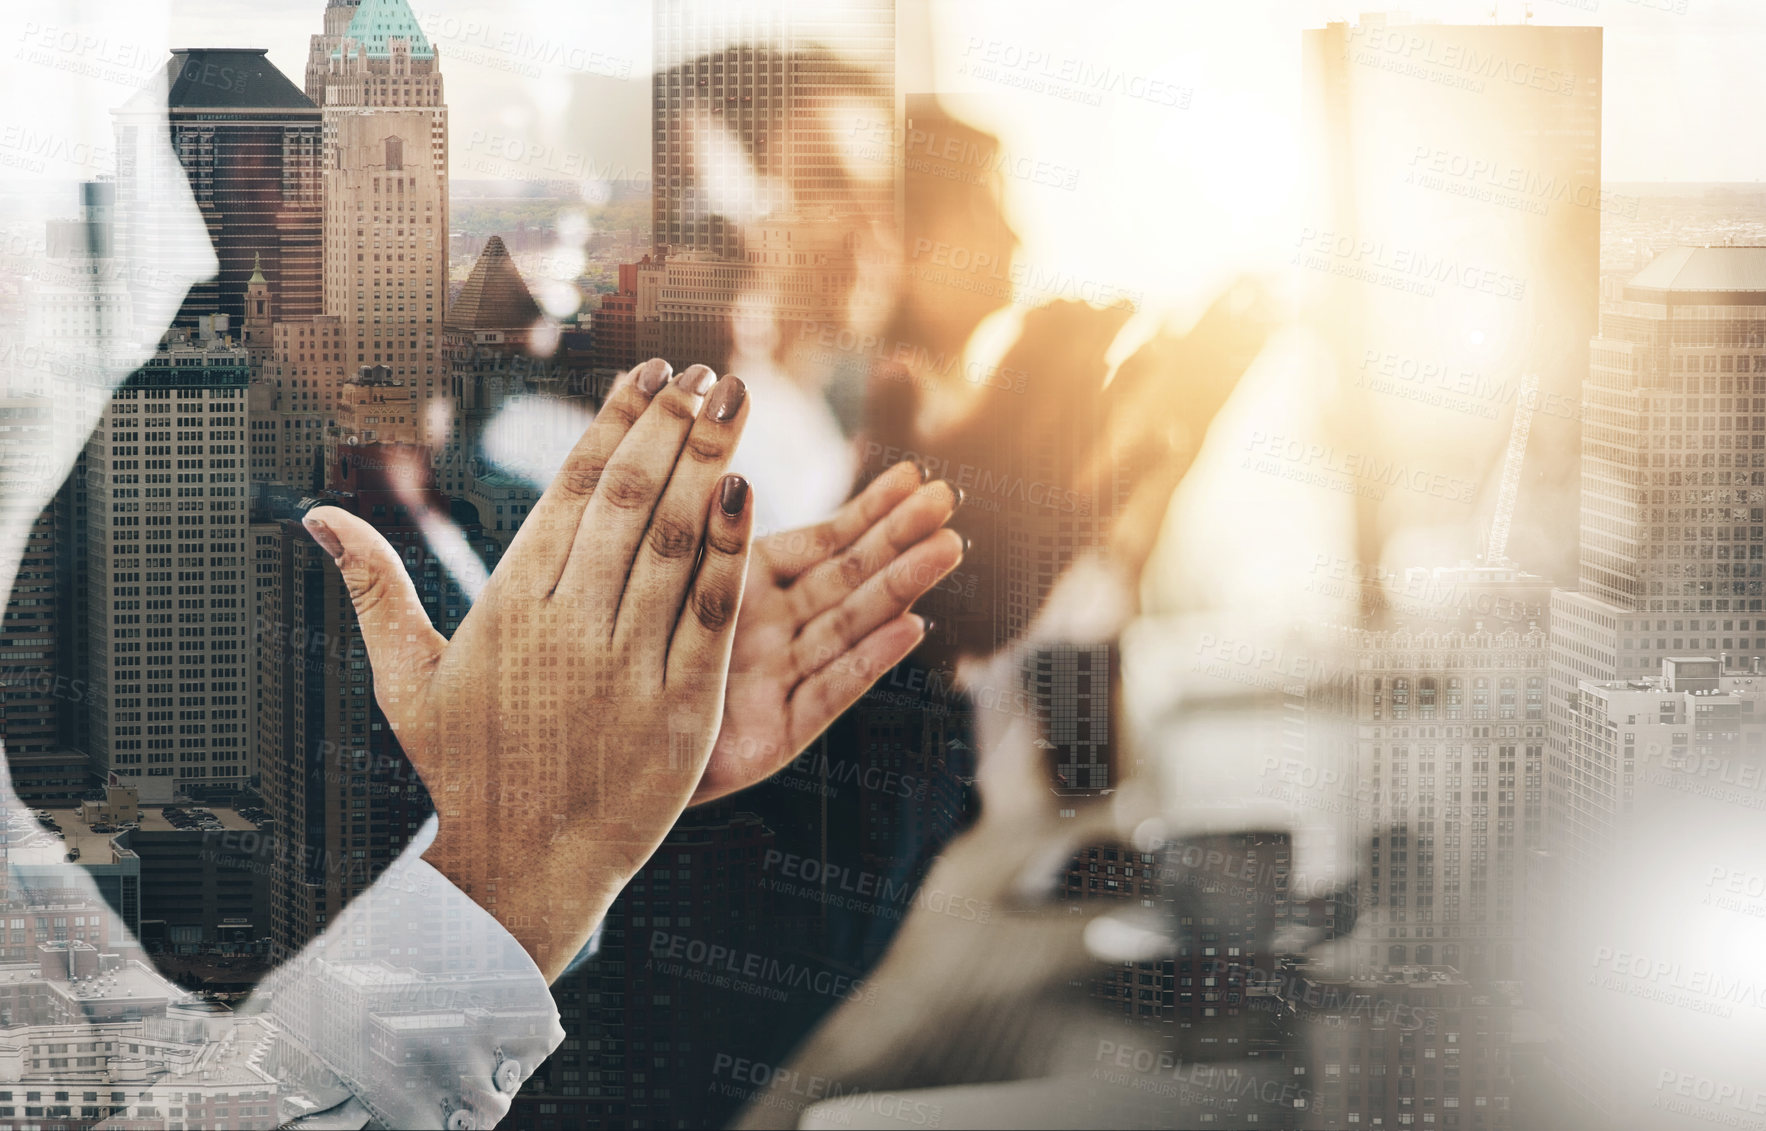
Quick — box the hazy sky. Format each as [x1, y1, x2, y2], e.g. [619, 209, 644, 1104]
[172, 0, 1766, 185]
[159, 0, 1766, 316]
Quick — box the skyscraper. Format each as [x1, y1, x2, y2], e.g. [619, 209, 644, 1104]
[115, 49, 323, 330]
[86, 330, 252, 800]
[314, 0, 450, 441]
[1549, 246, 1766, 874]
[0, 398, 59, 757]
[305, 0, 364, 106]
[256, 365, 498, 958]
[439, 235, 544, 498]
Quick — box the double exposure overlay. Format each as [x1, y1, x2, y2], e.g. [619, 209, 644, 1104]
[0, 1, 1760, 1129]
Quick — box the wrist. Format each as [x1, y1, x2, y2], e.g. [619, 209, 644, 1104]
[424, 827, 627, 982]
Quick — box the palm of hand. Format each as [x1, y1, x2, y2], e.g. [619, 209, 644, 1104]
[696, 462, 964, 804]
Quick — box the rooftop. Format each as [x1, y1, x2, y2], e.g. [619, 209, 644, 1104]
[1626, 246, 1766, 304]
[445, 236, 543, 333]
[163, 49, 317, 113]
[334, 0, 435, 60]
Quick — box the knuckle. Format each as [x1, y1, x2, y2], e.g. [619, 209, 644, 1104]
[600, 464, 655, 511]
[685, 431, 728, 465]
[651, 387, 698, 426]
[344, 561, 392, 618]
[829, 603, 860, 644]
[599, 395, 643, 434]
[706, 525, 747, 557]
[647, 511, 700, 560]
[558, 458, 602, 498]
[692, 582, 737, 633]
[837, 551, 868, 590]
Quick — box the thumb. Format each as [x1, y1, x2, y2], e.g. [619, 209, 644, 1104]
[302, 506, 446, 716]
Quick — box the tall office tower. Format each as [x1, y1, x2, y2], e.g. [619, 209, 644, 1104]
[1548, 247, 1766, 876]
[305, 0, 364, 106]
[31, 185, 126, 761]
[0, 399, 59, 755]
[1537, 249, 1766, 1128]
[115, 49, 323, 330]
[257, 367, 496, 957]
[84, 331, 251, 801]
[439, 235, 543, 498]
[1301, 17, 1602, 585]
[252, 315, 347, 489]
[1334, 620, 1548, 981]
[652, 0, 895, 259]
[314, 0, 450, 442]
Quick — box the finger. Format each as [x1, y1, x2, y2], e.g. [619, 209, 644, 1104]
[499, 358, 672, 599]
[667, 474, 754, 691]
[615, 374, 749, 658]
[760, 460, 923, 583]
[787, 613, 930, 746]
[302, 506, 445, 735]
[784, 479, 961, 626]
[789, 527, 963, 679]
[554, 364, 720, 612]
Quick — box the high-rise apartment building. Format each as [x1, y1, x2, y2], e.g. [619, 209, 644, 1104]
[115, 50, 323, 330]
[652, 0, 895, 259]
[313, 0, 450, 442]
[84, 332, 251, 801]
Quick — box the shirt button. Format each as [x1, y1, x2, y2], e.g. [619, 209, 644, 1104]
[494, 1058, 523, 1094]
[447, 1109, 475, 1130]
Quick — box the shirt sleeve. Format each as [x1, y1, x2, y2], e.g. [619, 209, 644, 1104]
[247, 816, 565, 1130]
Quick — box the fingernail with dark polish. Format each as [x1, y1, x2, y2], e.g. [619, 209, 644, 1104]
[303, 515, 343, 562]
[914, 460, 931, 482]
[919, 616, 937, 635]
[637, 359, 673, 396]
[959, 534, 971, 555]
[682, 365, 717, 396]
[710, 375, 747, 423]
[720, 475, 749, 517]
[949, 484, 966, 511]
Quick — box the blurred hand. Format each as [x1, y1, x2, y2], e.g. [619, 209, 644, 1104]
[696, 462, 965, 803]
[303, 359, 753, 980]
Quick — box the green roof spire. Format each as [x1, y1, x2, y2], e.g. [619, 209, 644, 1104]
[334, 0, 435, 60]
